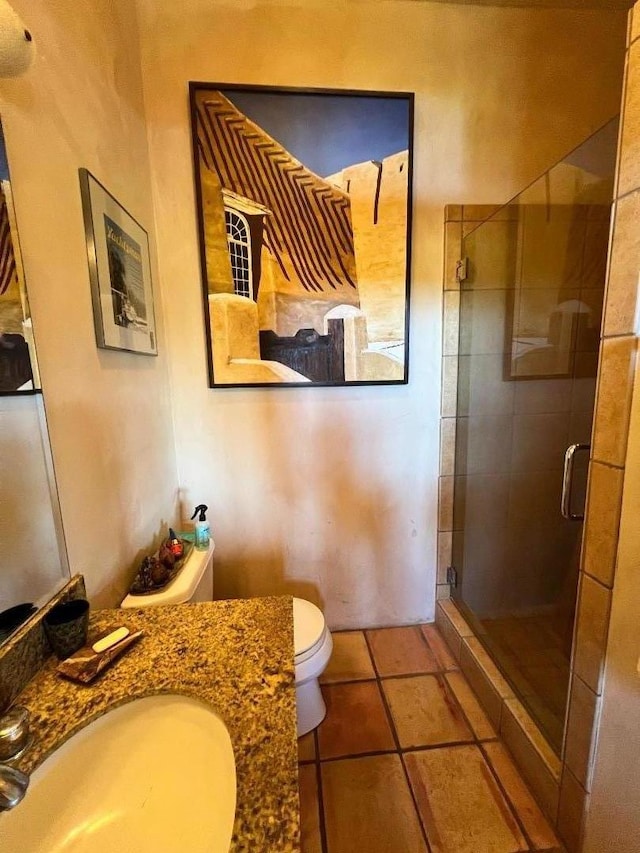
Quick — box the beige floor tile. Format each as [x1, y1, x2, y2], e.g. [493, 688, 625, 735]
[298, 764, 322, 853]
[405, 745, 527, 853]
[298, 731, 316, 762]
[483, 741, 563, 851]
[317, 681, 395, 760]
[444, 670, 496, 740]
[382, 674, 473, 748]
[322, 754, 428, 853]
[367, 626, 438, 676]
[420, 624, 458, 671]
[320, 631, 375, 684]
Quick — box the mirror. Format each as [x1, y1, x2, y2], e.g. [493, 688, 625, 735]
[0, 125, 38, 393]
[0, 117, 69, 643]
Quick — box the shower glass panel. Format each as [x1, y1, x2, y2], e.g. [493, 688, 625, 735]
[451, 120, 618, 753]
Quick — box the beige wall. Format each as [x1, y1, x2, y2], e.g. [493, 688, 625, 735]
[0, 0, 179, 607]
[137, 0, 625, 628]
[583, 4, 640, 848]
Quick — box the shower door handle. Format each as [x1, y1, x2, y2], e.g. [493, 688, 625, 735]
[561, 443, 590, 521]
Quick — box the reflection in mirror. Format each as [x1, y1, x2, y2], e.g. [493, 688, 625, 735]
[0, 117, 70, 643]
[0, 124, 39, 393]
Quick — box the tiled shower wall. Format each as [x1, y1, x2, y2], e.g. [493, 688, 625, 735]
[438, 205, 507, 603]
[437, 8, 639, 850]
[437, 205, 504, 599]
[562, 5, 640, 849]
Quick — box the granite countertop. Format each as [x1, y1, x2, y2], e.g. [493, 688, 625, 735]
[12, 596, 299, 852]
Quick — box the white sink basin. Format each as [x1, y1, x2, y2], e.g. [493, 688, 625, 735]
[0, 694, 236, 852]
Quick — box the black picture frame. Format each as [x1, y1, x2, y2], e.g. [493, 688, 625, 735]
[189, 82, 414, 389]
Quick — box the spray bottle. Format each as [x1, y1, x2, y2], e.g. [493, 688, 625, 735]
[190, 504, 210, 551]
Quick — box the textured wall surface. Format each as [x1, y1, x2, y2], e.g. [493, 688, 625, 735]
[0, 0, 179, 607]
[137, 0, 625, 629]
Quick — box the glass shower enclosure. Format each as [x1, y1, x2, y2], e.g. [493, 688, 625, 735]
[451, 120, 618, 753]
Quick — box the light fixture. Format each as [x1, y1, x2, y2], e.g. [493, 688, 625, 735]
[0, 2, 33, 78]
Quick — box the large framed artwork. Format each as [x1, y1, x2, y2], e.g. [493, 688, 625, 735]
[79, 169, 157, 356]
[189, 83, 414, 388]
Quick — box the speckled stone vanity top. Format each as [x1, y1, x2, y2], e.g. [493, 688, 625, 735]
[12, 596, 299, 852]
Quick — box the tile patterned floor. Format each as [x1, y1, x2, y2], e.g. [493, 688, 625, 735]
[298, 624, 565, 853]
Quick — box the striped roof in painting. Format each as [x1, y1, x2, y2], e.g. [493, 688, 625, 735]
[0, 189, 16, 297]
[194, 90, 358, 295]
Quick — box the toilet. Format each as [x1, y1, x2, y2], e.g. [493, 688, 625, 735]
[121, 541, 333, 737]
[291, 596, 333, 736]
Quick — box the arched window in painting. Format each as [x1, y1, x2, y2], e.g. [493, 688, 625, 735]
[225, 210, 253, 300]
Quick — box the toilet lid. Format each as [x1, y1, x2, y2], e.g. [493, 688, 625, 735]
[293, 597, 326, 657]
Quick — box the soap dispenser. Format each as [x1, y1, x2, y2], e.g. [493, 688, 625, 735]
[190, 504, 210, 551]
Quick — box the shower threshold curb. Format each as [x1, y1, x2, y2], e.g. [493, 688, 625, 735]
[435, 599, 562, 828]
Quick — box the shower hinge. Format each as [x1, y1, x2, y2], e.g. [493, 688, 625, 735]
[446, 566, 458, 588]
[456, 258, 468, 283]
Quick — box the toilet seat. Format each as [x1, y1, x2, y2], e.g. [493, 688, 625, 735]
[296, 628, 328, 665]
[293, 599, 333, 736]
[293, 597, 326, 664]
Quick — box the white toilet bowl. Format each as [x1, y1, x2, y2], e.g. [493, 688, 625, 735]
[293, 597, 333, 737]
[121, 543, 332, 737]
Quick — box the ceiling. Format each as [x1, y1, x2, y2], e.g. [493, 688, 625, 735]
[415, 1, 633, 8]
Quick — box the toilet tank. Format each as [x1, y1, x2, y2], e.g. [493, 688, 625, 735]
[121, 541, 215, 609]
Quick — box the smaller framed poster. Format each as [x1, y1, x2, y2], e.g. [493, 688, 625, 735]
[79, 168, 157, 356]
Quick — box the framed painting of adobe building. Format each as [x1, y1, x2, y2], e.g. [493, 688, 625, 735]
[189, 83, 414, 388]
